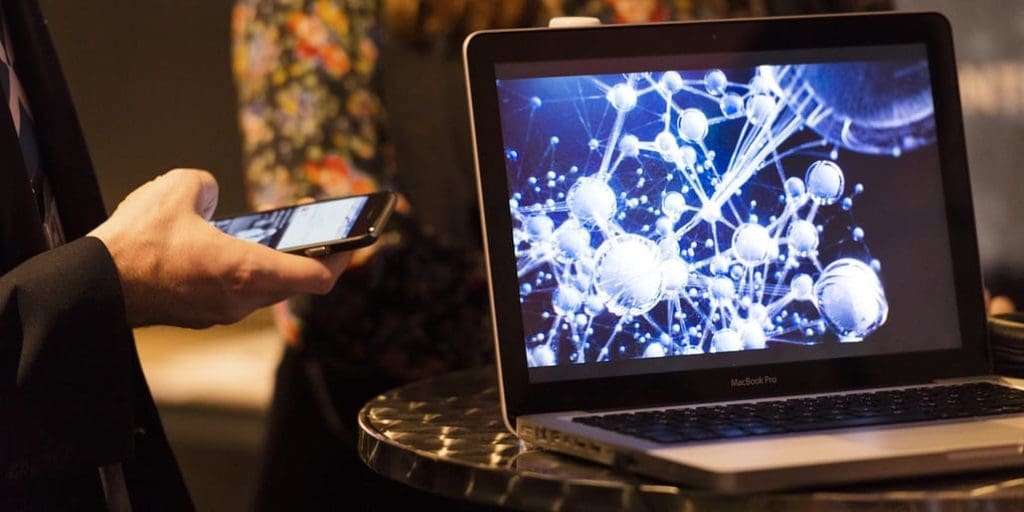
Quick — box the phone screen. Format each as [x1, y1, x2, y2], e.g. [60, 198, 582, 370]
[212, 196, 369, 251]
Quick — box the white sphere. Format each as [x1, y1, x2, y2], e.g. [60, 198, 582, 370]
[643, 342, 667, 358]
[583, 296, 605, 316]
[748, 303, 768, 322]
[712, 329, 743, 352]
[698, 203, 722, 223]
[740, 324, 767, 349]
[655, 131, 678, 161]
[553, 285, 584, 315]
[710, 255, 730, 275]
[655, 217, 675, 236]
[658, 236, 680, 259]
[784, 177, 805, 198]
[555, 220, 591, 259]
[787, 220, 819, 254]
[709, 276, 735, 301]
[814, 259, 888, 340]
[593, 235, 663, 316]
[618, 134, 641, 157]
[567, 178, 617, 224]
[805, 160, 845, 205]
[526, 215, 554, 240]
[660, 71, 684, 93]
[660, 258, 689, 294]
[748, 74, 771, 95]
[790, 273, 814, 301]
[745, 94, 776, 126]
[732, 223, 773, 266]
[607, 83, 638, 112]
[575, 314, 588, 327]
[678, 108, 709, 142]
[661, 191, 686, 219]
[720, 92, 744, 118]
[705, 69, 728, 95]
[678, 145, 698, 168]
[531, 344, 556, 366]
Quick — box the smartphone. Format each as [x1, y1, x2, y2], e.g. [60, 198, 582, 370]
[211, 191, 396, 257]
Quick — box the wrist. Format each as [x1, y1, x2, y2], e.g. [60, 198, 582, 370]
[87, 224, 153, 327]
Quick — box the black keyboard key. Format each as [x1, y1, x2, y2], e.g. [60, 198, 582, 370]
[572, 382, 1024, 444]
[785, 412, 935, 433]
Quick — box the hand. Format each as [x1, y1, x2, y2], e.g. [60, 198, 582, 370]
[89, 169, 351, 328]
[985, 289, 1016, 316]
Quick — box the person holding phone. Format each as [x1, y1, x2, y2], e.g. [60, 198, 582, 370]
[0, 1, 352, 509]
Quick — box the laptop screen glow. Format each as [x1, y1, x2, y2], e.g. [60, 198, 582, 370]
[493, 44, 963, 383]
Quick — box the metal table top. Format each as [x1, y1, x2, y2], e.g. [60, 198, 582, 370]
[358, 367, 1024, 511]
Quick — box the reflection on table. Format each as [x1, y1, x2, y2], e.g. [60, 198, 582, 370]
[358, 367, 1024, 511]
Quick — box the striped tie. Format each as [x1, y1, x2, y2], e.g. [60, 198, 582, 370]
[0, 9, 65, 248]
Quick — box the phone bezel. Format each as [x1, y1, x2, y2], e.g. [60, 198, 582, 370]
[214, 191, 397, 256]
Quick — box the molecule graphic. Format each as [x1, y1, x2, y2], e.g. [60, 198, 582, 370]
[498, 62, 931, 368]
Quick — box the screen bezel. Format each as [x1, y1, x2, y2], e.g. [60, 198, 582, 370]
[464, 12, 990, 421]
[213, 191, 396, 254]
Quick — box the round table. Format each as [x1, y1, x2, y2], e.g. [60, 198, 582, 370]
[357, 367, 1024, 511]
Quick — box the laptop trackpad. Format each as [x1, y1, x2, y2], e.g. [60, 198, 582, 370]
[657, 419, 1024, 472]
[837, 418, 1024, 453]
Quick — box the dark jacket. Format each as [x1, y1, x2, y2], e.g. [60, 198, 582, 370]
[0, 0, 192, 509]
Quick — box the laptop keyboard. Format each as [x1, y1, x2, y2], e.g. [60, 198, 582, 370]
[572, 382, 1024, 445]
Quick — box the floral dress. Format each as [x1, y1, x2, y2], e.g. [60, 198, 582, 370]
[232, 0, 489, 382]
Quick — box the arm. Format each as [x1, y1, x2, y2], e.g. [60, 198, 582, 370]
[1, 237, 135, 478]
[89, 168, 351, 328]
[2, 168, 350, 478]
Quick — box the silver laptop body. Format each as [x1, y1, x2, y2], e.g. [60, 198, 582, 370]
[463, 12, 1024, 492]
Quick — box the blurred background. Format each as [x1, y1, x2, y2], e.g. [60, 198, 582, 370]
[36, 1, 1024, 510]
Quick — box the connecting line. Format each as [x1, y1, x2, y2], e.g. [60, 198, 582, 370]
[807, 202, 820, 224]
[641, 313, 671, 341]
[721, 302, 740, 330]
[517, 255, 547, 278]
[766, 292, 795, 318]
[768, 139, 830, 166]
[767, 194, 808, 237]
[597, 316, 629, 362]
[757, 261, 771, 304]
[597, 75, 637, 180]
[726, 118, 751, 176]
[544, 315, 565, 352]
[672, 153, 710, 203]
[712, 107, 804, 221]
[682, 289, 710, 324]
[678, 83, 723, 103]
[726, 195, 744, 226]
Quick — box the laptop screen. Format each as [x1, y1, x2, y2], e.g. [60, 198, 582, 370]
[491, 44, 964, 383]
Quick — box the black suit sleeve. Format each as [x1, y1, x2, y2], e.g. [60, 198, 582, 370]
[1, 236, 136, 479]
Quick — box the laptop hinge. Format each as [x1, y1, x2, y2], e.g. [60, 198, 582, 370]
[934, 374, 1004, 385]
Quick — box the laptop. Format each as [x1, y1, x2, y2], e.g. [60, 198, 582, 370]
[463, 12, 1024, 492]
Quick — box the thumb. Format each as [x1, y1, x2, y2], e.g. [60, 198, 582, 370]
[168, 168, 220, 220]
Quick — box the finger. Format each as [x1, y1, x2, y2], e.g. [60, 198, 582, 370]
[191, 170, 220, 220]
[165, 168, 219, 220]
[350, 244, 378, 267]
[990, 296, 1016, 316]
[241, 241, 349, 295]
[319, 250, 353, 277]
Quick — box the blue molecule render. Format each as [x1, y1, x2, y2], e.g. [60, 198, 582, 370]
[497, 63, 931, 368]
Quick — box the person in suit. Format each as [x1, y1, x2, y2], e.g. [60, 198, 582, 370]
[0, 0, 352, 509]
